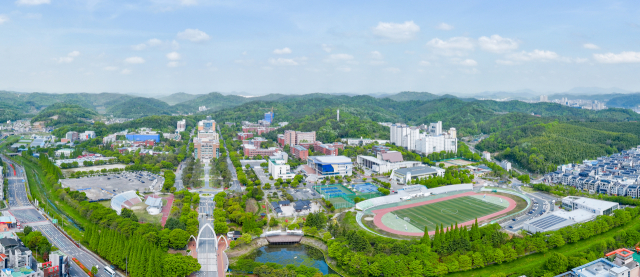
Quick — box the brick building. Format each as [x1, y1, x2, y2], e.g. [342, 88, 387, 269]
[291, 145, 309, 160]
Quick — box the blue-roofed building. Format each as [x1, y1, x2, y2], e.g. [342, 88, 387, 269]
[126, 134, 160, 142]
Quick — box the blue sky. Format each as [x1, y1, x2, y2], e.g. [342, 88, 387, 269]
[1, 0, 639, 96]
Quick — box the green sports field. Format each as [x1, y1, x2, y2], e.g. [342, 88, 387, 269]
[391, 196, 506, 231]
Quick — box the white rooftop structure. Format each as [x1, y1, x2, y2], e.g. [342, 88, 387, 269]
[561, 196, 619, 215]
[110, 190, 142, 215]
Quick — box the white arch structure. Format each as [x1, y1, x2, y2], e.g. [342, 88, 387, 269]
[217, 234, 229, 250]
[196, 223, 218, 252]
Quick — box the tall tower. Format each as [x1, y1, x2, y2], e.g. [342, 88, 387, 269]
[337, 109, 340, 122]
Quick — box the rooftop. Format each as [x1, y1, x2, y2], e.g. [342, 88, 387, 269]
[563, 196, 619, 211]
[309, 155, 351, 164]
[395, 166, 439, 176]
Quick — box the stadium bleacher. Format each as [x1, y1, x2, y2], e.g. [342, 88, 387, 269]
[110, 190, 142, 215]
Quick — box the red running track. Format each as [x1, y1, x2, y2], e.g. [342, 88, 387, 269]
[372, 191, 517, 237]
[160, 194, 174, 227]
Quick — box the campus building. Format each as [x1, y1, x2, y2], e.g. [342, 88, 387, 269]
[283, 130, 316, 146]
[264, 111, 274, 124]
[292, 145, 309, 160]
[268, 157, 295, 180]
[237, 132, 254, 140]
[193, 138, 220, 160]
[557, 249, 640, 277]
[390, 166, 445, 185]
[357, 155, 422, 174]
[522, 197, 618, 233]
[65, 131, 78, 142]
[306, 156, 352, 178]
[242, 145, 279, 158]
[198, 116, 216, 132]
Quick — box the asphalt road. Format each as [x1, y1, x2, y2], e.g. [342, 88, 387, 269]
[1, 156, 115, 277]
[221, 137, 242, 193]
[503, 182, 558, 231]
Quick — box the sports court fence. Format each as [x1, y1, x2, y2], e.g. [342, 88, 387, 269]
[316, 183, 382, 209]
[480, 187, 533, 225]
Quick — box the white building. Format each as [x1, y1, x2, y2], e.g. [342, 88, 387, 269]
[391, 121, 457, 155]
[177, 119, 186, 132]
[102, 134, 117, 144]
[499, 160, 512, 171]
[268, 158, 295, 180]
[561, 196, 619, 215]
[357, 155, 422, 174]
[307, 156, 352, 178]
[482, 151, 491, 161]
[390, 166, 445, 185]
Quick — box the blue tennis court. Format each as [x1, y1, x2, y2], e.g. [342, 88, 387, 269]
[353, 183, 379, 193]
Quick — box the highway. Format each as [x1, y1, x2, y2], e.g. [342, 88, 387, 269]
[1, 156, 115, 277]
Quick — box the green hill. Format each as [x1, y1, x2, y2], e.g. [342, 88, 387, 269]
[106, 97, 173, 118]
[157, 92, 200, 105]
[30, 102, 98, 127]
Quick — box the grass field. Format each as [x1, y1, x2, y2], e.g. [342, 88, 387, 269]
[392, 196, 505, 231]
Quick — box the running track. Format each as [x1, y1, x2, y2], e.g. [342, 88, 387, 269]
[160, 194, 174, 227]
[372, 191, 517, 236]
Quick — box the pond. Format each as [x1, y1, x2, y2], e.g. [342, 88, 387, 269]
[249, 244, 336, 275]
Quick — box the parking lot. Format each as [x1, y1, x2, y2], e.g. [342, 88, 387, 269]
[287, 188, 319, 200]
[60, 171, 164, 201]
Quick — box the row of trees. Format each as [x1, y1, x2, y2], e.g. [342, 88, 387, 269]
[327, 207, 640, 277]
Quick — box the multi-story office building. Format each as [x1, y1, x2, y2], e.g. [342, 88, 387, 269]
[264, 111, 274, 124]
[198, 131, 219, 140]
[193, 138, 220, 160]
[176, 119, 186, 132]
[268, 157, 295, 180]
[243, 145, 279, 157]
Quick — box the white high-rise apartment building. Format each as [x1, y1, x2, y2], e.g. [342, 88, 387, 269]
[177, 119, 186, 132]
[391, 121, 458, 155]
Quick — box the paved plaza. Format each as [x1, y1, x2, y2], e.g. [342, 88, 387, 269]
[60, 172, 164, 201]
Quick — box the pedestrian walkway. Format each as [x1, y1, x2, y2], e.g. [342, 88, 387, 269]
[160, 194, 174, 227]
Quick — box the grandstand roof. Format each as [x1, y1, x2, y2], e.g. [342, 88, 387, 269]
[145, 197, 162, 207]
[111, 190, 142, 215]
[395, 166, 438, 176]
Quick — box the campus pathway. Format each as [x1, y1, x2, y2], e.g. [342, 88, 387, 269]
[217, 236, 228, 277]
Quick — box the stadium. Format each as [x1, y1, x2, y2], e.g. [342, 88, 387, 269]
[356, 184, 528, 237]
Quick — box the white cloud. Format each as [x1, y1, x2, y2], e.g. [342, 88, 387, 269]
[322, 44, 333, 53]
[56, 51, 80, 63]
[171, 40, 180, 50]
[593, 51, 640, 63]
[103, 66, 118, 71]
[478, 35, 519, 53]
[268, 58, 298, 66]
[324, 53, 354, 63]
[167, 61, 179, 67]
[124, 56, 145, 64]
[455, 59, 478, 66]
[336, 66, 351, 72]
[419, 61, 431, 66]
[273, 47, 292, 54]
[121, 69, 131, 75]
[0, 15, 9, 24]
[385, 67, 400, 73]
[496, 59, 516, 65]
[426, 37, 475, 56]
[435, 23, 454, 31]
[131, 44, 146, 51]
[370, 51, 383, 60]
[427, 37, 474, 50]
[166, 52, 181, 60]
[508, 49, 559, 61]
[16, 0, 50, 6]
[179, 0, 197, 6]
[372, 21, 420, 41]
[583, 43, 600, 50]
[148, 38, 163, 46]
[56, 57, 73, 63]
[177, 28, 210, 42]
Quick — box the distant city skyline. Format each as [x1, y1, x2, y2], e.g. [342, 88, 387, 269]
[1, 1, 640, 95]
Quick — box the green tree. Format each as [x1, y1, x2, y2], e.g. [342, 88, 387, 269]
[91, 266, 98, 276]
[545, 252, 569, 275]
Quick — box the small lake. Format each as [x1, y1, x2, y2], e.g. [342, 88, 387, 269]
[250, 244, 336, 275]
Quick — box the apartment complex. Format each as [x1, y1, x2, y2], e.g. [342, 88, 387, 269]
[390, 121, 457, 155]
[176, 119, 186, 132]
[544, 146, 640, 197]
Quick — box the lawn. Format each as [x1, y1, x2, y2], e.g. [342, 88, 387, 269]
[392, 196, 505, 231]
